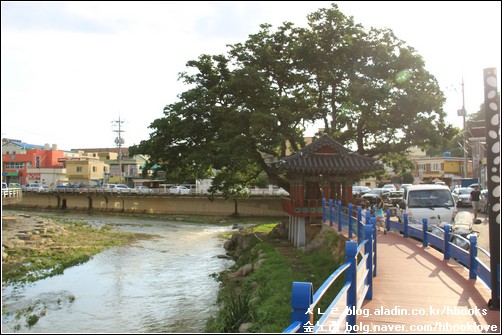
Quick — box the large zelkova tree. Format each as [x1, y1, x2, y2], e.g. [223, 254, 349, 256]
[129, 4, 454, 196]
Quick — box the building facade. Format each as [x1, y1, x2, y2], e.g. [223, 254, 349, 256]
[2, 141, 77, 186]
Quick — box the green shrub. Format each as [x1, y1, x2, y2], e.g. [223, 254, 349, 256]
[205, 223, 345, 333]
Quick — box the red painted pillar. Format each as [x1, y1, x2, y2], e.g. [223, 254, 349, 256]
[347, 183, 353, 204]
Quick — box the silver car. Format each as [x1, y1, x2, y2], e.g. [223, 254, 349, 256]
[113, 184, 137, 193]
[170, 185, 191, 194]
[136, 186, 154, 194]
[452, 187, 473, 207]
[36, 185, 51, 193]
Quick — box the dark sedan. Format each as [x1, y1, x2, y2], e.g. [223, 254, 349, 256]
[361, 188, 386, 204]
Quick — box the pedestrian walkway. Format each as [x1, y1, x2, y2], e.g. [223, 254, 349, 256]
[319, 228, 500, 333]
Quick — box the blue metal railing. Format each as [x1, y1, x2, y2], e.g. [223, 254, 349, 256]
[284, 203, 375, 333]
[284, 199, 497, 333]
[389, 213, 494, 289]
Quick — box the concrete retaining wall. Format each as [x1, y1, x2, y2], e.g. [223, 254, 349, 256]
[7, 193, 287, 217]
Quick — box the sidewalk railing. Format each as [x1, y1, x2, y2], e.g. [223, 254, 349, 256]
[387, 213, 494, 290]
[284, 199, 497, 333]
[1, 188, 23, 205]
[284, 210, 375, 333]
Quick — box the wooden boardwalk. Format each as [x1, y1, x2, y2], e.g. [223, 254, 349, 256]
[318, 228, 500, 333]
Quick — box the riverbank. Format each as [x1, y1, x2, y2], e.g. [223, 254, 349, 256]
[205, 221, 347, 332]
[2, 210, 156, 284]
[7, 192, 286, 217]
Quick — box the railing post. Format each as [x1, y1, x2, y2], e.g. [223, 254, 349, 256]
[357, 206, 362, 244]
[290, 281, 314, 333]
[365, 211, 371, 227]
[322, 198, 327, 223]
[337, 200, 342, 232]
[403, 214, 409, 238]
[364, 225, 373, 300]
[469, 235, 478, 279]
[329, 199, 334, 227]
[444, 224, 451, 260]
[345, 241, 358, 331]
[422, 218, 429, 247]
[385, 209, 391, 233]
[348, 203, 353, 239]
[370, 217, 377, 277]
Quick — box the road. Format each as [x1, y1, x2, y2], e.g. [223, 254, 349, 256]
[389, 207, 493, 265]
[459, 207, 493, 266]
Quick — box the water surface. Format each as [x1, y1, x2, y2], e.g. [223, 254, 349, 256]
[2, 212, 234, 333]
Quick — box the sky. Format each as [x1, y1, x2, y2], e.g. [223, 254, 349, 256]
[1, 1, 501, 151]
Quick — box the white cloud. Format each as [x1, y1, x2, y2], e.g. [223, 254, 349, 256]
[1, 1, 500, 150]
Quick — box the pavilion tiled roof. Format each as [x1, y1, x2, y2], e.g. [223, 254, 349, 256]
[279, 134, 383, 174]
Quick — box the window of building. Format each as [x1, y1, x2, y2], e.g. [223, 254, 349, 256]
[76, 167, 82, 172]
[5, 162, 24, 169]
[432, 163, 441, 172]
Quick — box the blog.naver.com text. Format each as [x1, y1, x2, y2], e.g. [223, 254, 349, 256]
[302, 306, 497, 333]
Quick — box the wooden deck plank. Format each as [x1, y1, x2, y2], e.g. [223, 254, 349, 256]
[317, 227, 500, 333]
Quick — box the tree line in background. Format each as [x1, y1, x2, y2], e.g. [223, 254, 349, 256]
[130, 4, 461, 196]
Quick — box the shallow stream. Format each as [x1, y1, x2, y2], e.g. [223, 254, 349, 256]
[1, 212, 235, 333]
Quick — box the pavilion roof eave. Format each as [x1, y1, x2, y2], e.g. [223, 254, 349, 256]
[279, 134, 383, 175]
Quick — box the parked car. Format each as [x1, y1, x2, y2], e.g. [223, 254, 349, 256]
[451, 187, 473, 207]
[382, 190, 404, 206]
[381, 184, 396, 192]
[79, 185, 96, 192]
[170, 185, 191, 195]
[2, 182, 8, 189]
[35, 185, 51, 193]
[136, 186, 154, 194]
[361, 188, 386, 204]
[352, 186, 371, 197]
[113, 184, 137, 193]
[396, 184, 457, 230]
[24, 183, 43, 192]
[8, 182, 22, 189]
[101, 184, 117, 192]
[61, 184, 79, 192]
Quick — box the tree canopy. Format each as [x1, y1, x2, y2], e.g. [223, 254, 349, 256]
[129, 4, 453, 196]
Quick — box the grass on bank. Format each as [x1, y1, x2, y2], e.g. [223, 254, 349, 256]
[2, 217, 156, 284]
[205, 221, 347, 333]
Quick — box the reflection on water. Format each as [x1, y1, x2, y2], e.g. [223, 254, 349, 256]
[2, 212, 234, 333]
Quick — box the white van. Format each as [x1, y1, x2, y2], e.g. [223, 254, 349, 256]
[397, 185, 457, 229]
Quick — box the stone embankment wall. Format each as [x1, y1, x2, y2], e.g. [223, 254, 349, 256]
[6, 193, 287, 217]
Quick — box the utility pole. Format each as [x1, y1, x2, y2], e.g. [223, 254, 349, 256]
[457, 78, 468, 178]
[112, 116, 125, 183]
